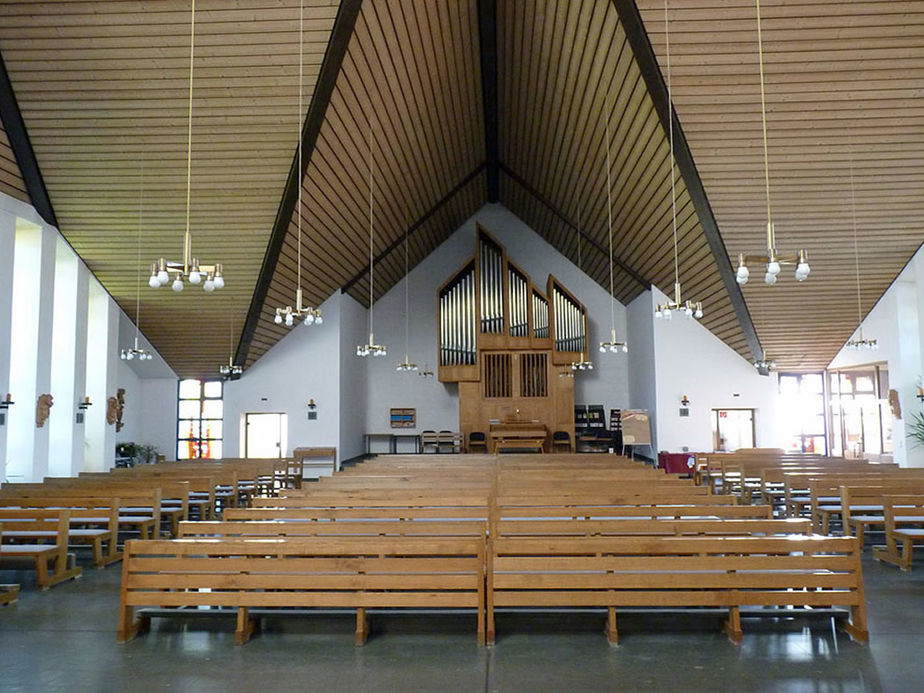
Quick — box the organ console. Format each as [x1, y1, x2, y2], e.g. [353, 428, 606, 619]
[438, 225, 589, 452]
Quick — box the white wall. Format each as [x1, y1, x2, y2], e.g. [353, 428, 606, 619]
[627, 292, 659, 452]
[650, 286, 779, 453]
[362, 204, 632, 438]
[339, 293, 369, 462]
[223, 292, 343, 459]
[138, 378, 180, 460]
[0, 189, 176, 479]
[829, 247, 924, 467]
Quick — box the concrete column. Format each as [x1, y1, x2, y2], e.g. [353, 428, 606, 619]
[70, 265, 90, 475]
[85, 282, 119, 472]
[0, 209, 15, 482]
[30, 225, 58, 481]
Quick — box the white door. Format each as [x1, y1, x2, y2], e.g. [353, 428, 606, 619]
[245, 413, 286, 458]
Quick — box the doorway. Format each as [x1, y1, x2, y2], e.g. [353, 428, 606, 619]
[244, 413, 287, 458]
[712, 409, 755, 452]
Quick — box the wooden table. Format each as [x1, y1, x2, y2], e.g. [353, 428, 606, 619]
[489, 422, 548, 453]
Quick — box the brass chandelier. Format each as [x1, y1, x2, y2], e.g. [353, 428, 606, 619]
[148, 0, 225, 294]
[274, 0, 322, 328]
[734, 0, 810, 287]
[653, 0, 704, 322]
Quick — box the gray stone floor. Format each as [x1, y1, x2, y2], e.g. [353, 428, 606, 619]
[1, 551, 923, 692]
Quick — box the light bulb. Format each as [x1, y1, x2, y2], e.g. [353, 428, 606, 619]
[304, 313, 314, 326]
[157, 269, 169, 284]
[767, 260, 781, 276]
[587, 363, 593, 370]
[663, 308, 671, 320]
[120, 351, 127, 360]
[736, 273, 748, 286]
[171, 278, 184, 292]
[622, 344, 628, 353]
[148, 275, 161, 288]
[127, 352, 134, 361]
[654, 309, 662, 319]
[274, 313, 283, 325]
[285, 313, 294, 327]
[795, 262, 810, 281]
[694, 307, 703, 319]
[189, 270, 201, 284]
[213, 276, 225, 289]
[599, 345, 606, 353]
[764, 272, 777, 285]
[685, 306, 693, 317]
[203, 279, 215, 292]
[315, 315, 323, 325]
[736, 265, 749, 282]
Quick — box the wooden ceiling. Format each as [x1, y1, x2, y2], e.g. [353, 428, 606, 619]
[1, 0, 921, 375]
[0, 121, 29, 204]
[0, 0, 341, 376]
[636, 0, 924, 369]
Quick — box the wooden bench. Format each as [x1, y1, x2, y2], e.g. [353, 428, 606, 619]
[0, 496, 120, 566]
[486, 534, 868, 645]
[0, 524, 20, 606]
[494, 517, 811, 538]
[0, 509, 83, 588]
[840, 483, 924, 546]
[178, 518, 485, 539]
[118, 535, 486, 645]
[873, 495, 924, 571]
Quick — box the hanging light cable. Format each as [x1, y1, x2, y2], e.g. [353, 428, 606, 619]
[599, 94, 628, 355]
[654, 0, 703, 321]
[219, 310, 242, 377]
[396, 219, 418, 371]
[845, 147, 877, 351]
[570, 200, 593, 371]
[122, 158, 153, 362]
[148, 0, 225, 293]
[274, 0, 322, 328]
[735, 0, 810, 286]
[357, 114, 386, 358]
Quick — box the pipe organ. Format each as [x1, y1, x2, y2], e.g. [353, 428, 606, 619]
[438, 225, 591, 451]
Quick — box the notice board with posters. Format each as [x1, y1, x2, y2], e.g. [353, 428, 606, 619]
[620, 410, 652, 446]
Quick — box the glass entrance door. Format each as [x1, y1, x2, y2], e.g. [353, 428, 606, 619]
[245, 413, 286, 458]
[712, 409, 755, 452]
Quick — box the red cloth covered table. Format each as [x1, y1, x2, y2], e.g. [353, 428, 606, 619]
[658, 452, 696, 475]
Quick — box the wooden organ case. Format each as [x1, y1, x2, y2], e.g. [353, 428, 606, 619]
[438, 226, 589, 452]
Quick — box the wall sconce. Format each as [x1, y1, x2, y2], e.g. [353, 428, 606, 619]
[0, 393, 13, 410]
[307, 399, 317, 410]
[417, 365, 434, 378]
[680, 395, 690, 407]
[78, 396, 92, 410]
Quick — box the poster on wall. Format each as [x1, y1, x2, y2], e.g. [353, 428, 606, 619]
[621, 410, 651, 446]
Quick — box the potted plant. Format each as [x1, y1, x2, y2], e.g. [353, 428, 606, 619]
[908, 411, 924, 449]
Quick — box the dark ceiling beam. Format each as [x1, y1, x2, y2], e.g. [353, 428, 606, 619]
[342, 162, 487, 296]
[236, 0, 363, 368]
[477, 0, 500, 202]
[499, 163, 650, 292]
[612, 0, 763, 362]
[0, 50, 57, 228]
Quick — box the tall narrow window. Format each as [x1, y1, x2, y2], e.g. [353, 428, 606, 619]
[177, 379, 223, 459]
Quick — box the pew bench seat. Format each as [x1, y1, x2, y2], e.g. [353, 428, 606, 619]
[118, 535, 486, 646]
[873, 497, 924, 571]
[0, 524, 20, 606]
[486, 534, 867, 646]
[0, 509, 83, 589]
[3, 528, 112, 568]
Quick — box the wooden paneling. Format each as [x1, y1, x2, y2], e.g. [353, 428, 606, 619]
[0, 122, 29, 204]
[497, 0, 751, 362]
[0, 0, 340, 377]
[637, 0, 924, 369]
[246, 0, 486, 367]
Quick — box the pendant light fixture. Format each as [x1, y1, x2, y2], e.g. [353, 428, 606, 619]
[396, 222, 418, 371]
[219, 311, 242, 378]
[570, 203, 593, 371]
[599, 95, 628, 355]
[357, 115, 386, 358]
[654, 0, 704, 321]
[735, 0, 810, 287]
[122, 160, 153, 362]
[845, 150, 877, 351]
[274, 0, 322, 328]
[148, 0, 225, 293]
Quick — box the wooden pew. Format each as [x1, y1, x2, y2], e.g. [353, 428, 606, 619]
[493, 517, 810, 538]
[178, 519, 484, 539]
[0, 524, 21, 606]
[840, 483, 924, 546]
[118, 535, 486, 645]
[872, 495, 924, 571]
[0, 496, 120, 566]
[1, 486, 163, 540]
[486, 534, 868, 645]
[0, 509, 83, 588]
